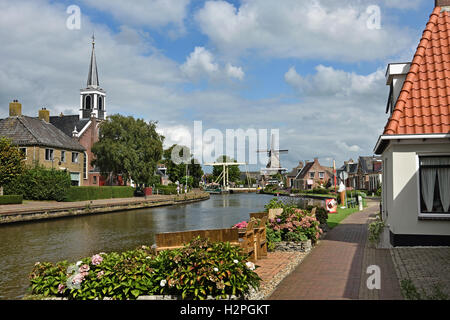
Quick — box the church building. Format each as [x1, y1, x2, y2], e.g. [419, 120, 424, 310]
[50, 36, 117, 186]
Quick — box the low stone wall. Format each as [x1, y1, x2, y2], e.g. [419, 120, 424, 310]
[274, 240, 312, 253]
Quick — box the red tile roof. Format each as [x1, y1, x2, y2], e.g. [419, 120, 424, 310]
[384, 6, 450, 135]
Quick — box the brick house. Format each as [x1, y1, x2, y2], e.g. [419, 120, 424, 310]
[0, 101, 85, 186]
[374, 0, 450, 246]
[293, 158, 333, 190]
[286, 161, 304, 188]
[356, 156, 382, 192]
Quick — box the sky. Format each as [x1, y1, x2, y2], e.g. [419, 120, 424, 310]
[0, 0, 435, 173]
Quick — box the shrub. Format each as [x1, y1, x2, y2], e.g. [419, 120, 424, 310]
[5, 166, 71, 201]
[267, 207, 322, 244]
[28, 238, 261, 300]
[154, 185, 177, 195]
[64, 186, 134, 202]
[306, 205, 328, 225]
[368, 215, 386, 245]
[0, 194, 23, 204]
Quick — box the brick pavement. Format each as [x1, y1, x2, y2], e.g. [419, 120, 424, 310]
[391, 247, 450, 298]
[269, 201, 403, 300]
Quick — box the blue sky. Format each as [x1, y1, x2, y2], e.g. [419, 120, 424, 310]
[0, 0, 436, 172]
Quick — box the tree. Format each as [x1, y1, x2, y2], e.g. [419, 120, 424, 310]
[212, 155, 241, 183]
[0, 137, 25, 195]
[163, 144, 203, 187]
[91, 114, 164, 188]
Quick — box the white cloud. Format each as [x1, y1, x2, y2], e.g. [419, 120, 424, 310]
[285, 65, 385, 98]
[80, 0, 190, 32]
[180, 47, 244, 81]
[225, 63, 245, 80]
[195, 0, 415, 61]
[181, 47, 219, 79]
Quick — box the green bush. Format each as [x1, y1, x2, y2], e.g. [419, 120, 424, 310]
[154, 185, 177, 195]
[0, 194, 23, 204]
[267, 206, 322, 245]
[306, 205, 328, 225]
[4, 166, 71, 201]
[64, 186, 134, 202]
[28, 237, 261, 300]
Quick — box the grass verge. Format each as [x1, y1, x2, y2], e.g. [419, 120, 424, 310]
[327, 206, 359, 229]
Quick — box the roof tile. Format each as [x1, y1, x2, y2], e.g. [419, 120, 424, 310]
[384, 7, 450, 135]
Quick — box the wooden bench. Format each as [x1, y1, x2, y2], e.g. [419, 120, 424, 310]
[249, 212, 269, 259]
[237, 220, 257, 262]
[155, 227, 258, 262]
[155, 228, 240, 252]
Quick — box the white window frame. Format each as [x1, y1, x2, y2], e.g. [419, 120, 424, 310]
[61, 150, 66, 163]
[72, 152, 79, 163]
[319, 172, 325, 179]
[309, 172, 315, 179]
[45, 148, 54, 161]
[416, 152, 450, 219]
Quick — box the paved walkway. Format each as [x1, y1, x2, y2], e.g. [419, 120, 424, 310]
[269, 201, 402, 300]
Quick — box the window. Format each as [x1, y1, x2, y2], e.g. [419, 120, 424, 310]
[83, 152, 88, 179]
[61, 151, 66, 163]
[85, 95, 91, 109]
[93, 176, 97, 184]
[309, 172, 315, 179]
[19, 147, 27, 160]
[98, 96, 103, 110]
[72, 152, 79, 163]
[419, 156, 450, 214]
[45, 149, 54, 161]
[319, 172, 325, 179]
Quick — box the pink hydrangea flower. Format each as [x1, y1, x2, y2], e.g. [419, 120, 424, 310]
[91, 254, 103, 266]
[72, 273, 85, 285]
[79, 264, 90, 273]
[57, 283, 65, 294]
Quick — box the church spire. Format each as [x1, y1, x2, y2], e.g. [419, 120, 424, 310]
[80, 34, 106, 120]
[87, 34, 99, 88]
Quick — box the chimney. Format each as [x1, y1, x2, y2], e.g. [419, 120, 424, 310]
[436, 0, 450, 7]
[314, 157, 319, 164]
[38, 108, 50, 123]
[9, 100, 22, 116]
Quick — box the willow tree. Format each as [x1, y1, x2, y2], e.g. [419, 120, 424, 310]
[92, 114, 164, 188]
[0, 137, 25, 195]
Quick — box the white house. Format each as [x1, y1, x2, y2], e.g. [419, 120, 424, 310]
[374, 0, 450, 246]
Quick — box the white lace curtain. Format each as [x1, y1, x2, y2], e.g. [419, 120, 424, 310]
[420, 157, 450, 213]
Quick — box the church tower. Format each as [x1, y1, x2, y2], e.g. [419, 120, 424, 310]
[79, 35, 106, 120]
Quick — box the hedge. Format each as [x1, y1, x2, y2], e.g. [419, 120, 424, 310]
[4, 166, 71, 202]
[153, 185, 177, 195]
[0, 195, 23, 205]
[64, 186, 134, 202]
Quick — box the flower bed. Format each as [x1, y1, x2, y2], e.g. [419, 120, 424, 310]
[28, 237, 261, 300]
[265, 199, 322, 252]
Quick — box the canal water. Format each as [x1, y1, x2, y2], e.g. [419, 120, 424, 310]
[0, 193, 274, 300]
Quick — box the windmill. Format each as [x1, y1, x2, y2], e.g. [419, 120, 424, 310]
[257, 134, 288, 179]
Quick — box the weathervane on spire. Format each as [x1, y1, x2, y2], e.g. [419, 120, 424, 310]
[92, 33, 95, 47]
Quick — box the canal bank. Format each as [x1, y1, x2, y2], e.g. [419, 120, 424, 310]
[0, 192, 210, 224]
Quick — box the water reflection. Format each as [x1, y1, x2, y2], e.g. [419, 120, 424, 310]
[0, 193, 272, 300]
